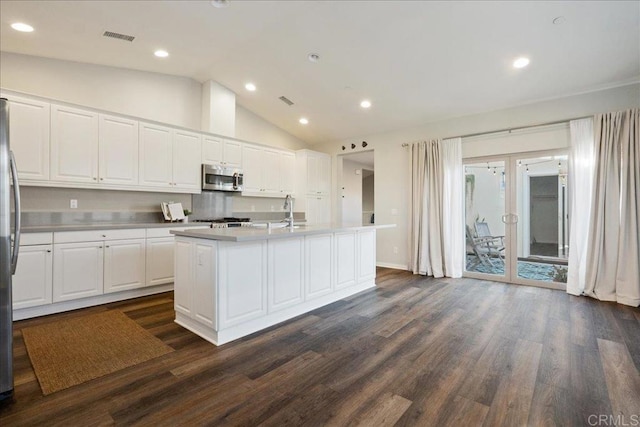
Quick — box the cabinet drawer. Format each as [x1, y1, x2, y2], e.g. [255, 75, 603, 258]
[19, 232, 53, 246]
[54, 228, 146, 243]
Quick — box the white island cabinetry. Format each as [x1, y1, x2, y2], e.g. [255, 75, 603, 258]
[172, 223, 392, 345]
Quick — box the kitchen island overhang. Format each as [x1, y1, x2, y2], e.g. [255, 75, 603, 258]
[171, 223, 395, 346]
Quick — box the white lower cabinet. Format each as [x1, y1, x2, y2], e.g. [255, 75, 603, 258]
[53, 241, 104, 302]
[12, 245, 53, 310]
[335, 231, 357, 289]
[305, 234, 333, 299]
[173, 227, 381, 346]
[268, 237, 304, 313]
[358, 230, 376, 282]
[103, 239, 146, 293]
[173, 239, 193, 317]
[219, 241, 268, 328]
[146, 237, 175, 286]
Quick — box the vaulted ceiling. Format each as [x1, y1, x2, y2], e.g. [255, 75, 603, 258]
[1, 1, 638, 144]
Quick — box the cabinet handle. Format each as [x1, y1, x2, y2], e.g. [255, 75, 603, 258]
[46, 250, 51, 253]
[100, 178, 104, 181]
[99, 246, 103, 249]
[106, 245, 110, 248]
[102, 235, 106, 237]
[93, 177, 97, 181]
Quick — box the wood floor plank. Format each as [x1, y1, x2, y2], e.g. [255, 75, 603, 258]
[2, 269, 638, 426]
[481, 338, 543, 427]
[597, 338, 640, 419]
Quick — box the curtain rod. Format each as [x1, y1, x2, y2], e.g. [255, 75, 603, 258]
[401, 114, 592, 147]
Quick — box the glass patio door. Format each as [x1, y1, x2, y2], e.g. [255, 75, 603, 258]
[464, 150, 569, 289]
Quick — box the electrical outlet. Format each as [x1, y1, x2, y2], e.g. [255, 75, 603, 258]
[271, 205, 275, 212]
[251, 205, 255, 212]
[70, 199, 78, 209]
[393, 246, 399, 254]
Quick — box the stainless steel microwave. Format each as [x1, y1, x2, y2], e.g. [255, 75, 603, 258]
[202, 164, 243, 192]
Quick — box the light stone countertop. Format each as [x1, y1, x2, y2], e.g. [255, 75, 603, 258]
[171, 223, 396, 242]
[21, 222, 210, 233]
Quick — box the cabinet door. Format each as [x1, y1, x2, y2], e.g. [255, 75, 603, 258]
[139, 122, 173, 188]
[305, 234, 333, 300]
[335, 232, 356, 289]
[173, 130, 202, 190]
[103, 239, 146, 293]
[50, 105, 99, 183]
[268, 238, 304, 313]
[358, 230, 376, 282]
[279, 152, 296, 195]
[262, 148, 281, 195]
[146, 237, 175, 286]
[223, 140, 242, 167]
[241, 144, 263, 194]
[53, 242, 104, 302]
[307, 155, 319, 194]
[12, 245, 53, 310]
[317, 196, 331, 225]
[219, 241, 267, 328]
[202, 135, 223, 165]
[193, 243, 216, 328]
[99, 114, 139, 186]
[174, 240, 193, 317]
[5, 96, 50, 181]
[318, 155, 331, 195]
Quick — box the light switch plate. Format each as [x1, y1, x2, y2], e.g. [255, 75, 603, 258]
[70, 199, 78, 209]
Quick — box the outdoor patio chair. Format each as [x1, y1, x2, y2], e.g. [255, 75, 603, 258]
[474, 221, 505, 263]
[466, 225, 503, 270]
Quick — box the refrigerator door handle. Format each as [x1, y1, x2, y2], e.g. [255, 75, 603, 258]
[9, 151, 20, 274]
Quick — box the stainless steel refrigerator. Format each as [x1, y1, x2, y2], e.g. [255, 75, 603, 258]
[0, 97, 21, 402]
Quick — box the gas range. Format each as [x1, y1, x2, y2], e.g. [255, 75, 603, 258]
[191, 217, 253, 228]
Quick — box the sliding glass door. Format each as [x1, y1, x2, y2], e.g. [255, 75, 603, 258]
[464, 150, 569, 289]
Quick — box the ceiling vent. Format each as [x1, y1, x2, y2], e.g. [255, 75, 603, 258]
[103, 31, 135, 42]
[279, 96, 294, 106]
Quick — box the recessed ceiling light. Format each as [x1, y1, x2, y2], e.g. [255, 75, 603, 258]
[245, 83, 256, 92]
[11, 22, 34, 32]
[154, 50, 169, 58]
[308, 53, 320, 63]
[360, 100, 372, 109]
[552, 16, 566, 25]
[299, 118, 309, 125]
[211, 0, 230, 8]
[513, 57, 530, 69]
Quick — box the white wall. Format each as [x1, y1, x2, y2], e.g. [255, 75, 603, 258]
[0, 51, 202, 130]
[235, 105, 308, 150]
[313, 83, 640, 270]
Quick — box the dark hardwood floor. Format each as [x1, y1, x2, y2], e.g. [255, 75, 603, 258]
[1, 268, 639, 426]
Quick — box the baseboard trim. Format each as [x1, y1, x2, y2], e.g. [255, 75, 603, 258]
[376, 262, 408, 270]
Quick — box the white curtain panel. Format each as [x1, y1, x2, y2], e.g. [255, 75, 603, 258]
[441, 138, 464, 278]
[410, 138, 463, 278]
[584, 109, 640, 307]
[566, 118, 595, 296]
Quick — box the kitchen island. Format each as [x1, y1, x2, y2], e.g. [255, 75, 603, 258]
[171, 223, 394, 345]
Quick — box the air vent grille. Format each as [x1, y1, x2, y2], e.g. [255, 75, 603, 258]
[279, 96, 294, 106]
[103, 31, 135, 42]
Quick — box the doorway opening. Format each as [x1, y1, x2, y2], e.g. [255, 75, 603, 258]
[337, 150, 374, 225]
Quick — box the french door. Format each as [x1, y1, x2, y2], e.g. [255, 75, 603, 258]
[463, 150, 569, 289]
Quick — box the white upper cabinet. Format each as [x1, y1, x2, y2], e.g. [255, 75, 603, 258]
[279, 152, 296, 196]
[202, 136, 242, 168]
[242, 143, 294, 197]
[98, 114, 139, 185]
[223, 140, 242, 168]
[139, 123, 201, 192]
[4, 95, 50, 181]
[173, 130, 201, 190]
[138, 122, 174, 188]
[202, 135, 223, 164]
[296, 150, 331, 196]
[50, 104, 99, 183]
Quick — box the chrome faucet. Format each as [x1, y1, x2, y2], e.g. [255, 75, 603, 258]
[283, 194, 294, 227]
